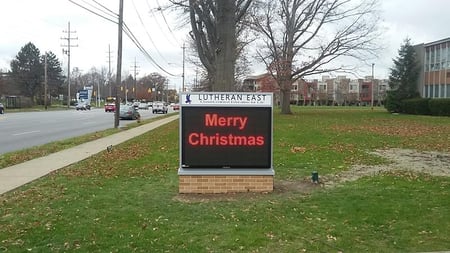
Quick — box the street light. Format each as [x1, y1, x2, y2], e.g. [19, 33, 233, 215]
[371, 63, 374, 109]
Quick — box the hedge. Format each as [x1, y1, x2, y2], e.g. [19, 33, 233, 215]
[401, 98, 431, 115]
[400, 98, 450, 116]
[428, 98, 450, 116]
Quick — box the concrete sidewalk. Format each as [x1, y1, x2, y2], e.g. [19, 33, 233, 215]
[0, 115, 178, 195]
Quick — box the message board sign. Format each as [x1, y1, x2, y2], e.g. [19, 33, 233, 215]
[179, 92, 273, 170]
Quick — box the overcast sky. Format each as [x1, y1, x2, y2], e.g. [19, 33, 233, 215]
[1, 0, 450, 90]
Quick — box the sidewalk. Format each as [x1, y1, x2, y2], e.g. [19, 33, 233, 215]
[0, 115, 178, 195]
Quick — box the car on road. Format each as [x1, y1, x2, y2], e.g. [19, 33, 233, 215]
[0, 103, 4, 114]
[138, 102, 149, 110]
[172, 103, 180, 110]
[76, 102, 91, 110]
[119, 105, 140, 120]
[132, 101, 140, 109]
[104, 103, 115, 112]
[152, 101, 168, 114]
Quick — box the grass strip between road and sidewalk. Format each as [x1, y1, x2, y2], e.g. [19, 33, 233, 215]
[0, 107, 449, 252]
[0, 115, 173, 169]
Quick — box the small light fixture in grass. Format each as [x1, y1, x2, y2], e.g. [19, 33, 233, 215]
[311, 171, 319, 184]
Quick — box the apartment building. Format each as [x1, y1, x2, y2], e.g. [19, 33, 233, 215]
[243, 73, 388, 106]
[291, 76, 388, 106]
[415, 37, 450, 98]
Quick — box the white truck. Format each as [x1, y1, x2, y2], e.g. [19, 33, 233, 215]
[152, 101, 168, 114]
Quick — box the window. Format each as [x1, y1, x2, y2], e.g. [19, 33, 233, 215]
[447, 44, 450, 68]
[447, 84, 450, 98]
[436, 46, 441, 70]
[430, 49, 435, 70]
[434, 84, 439, 97]
[442, 46, 447, 70]
[425, 50, 430, 71]
[430, 85, 434, 98]
[441, 84, 445, 98]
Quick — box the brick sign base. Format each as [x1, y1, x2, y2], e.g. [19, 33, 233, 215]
[179, 175, 274, 194]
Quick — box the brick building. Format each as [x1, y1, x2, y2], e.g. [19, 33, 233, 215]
[243, 73, 388, 106]
[415, 37, 450, 98]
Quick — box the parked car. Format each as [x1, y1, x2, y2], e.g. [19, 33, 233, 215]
[152, 101, 168, 114]
[172, 103, 180, 110]
[76, 102, 91, 110]
[104, 103, 116, 112]
[0, 103, 4, 114]
[138, 102, 149, 110]
[119, 105, 140, 120]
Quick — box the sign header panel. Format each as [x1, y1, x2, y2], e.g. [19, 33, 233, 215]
[181, 92, 272, 107]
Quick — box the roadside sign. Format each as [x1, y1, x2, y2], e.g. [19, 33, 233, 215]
[179, 92, 273, 170]
[78, 90, 88, 99]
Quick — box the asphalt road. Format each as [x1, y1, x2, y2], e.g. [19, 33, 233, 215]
[0, 107, 174, 155]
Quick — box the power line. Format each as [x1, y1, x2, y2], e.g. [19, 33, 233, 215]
[132, 0, 170, 62]
[146, 0, 179, 47]
[122, 22, 176, 76]
[91, 0, 117, 18]
[68, 0, 177, 77]
[68, 0, 117, 24]
[81, 0, 117, 20]
[155, 0, 180, 44]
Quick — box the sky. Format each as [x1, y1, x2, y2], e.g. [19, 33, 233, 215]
[1, 0, 450, 91]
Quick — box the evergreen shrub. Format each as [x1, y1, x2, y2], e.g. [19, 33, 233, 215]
[401, 98, 430, 115]
[428, 98, 450, 116]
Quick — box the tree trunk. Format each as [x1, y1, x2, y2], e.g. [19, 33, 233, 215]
[280, 81, 292, 114]
[214, 0, 236, 92]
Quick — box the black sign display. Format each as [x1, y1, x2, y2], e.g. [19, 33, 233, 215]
[181, 106, 272, 169]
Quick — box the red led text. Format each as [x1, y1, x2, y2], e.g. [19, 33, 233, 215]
[205, 113, 248, 130]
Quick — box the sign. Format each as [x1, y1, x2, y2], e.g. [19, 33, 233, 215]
[78, 90, 88, 99]
[179, 92, 273, 169]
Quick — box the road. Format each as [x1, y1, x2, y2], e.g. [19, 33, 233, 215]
[0, 107, 175, 155]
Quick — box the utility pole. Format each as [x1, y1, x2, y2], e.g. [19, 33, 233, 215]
[61, 22, 78, 108]
[106, 44, 114, 96]
[114, 0, 124, 128]
[131, 58, 139, 100]
[44, 53, 48, 110]
[97, 80, 100, 107]
[182, 43, 186, 92]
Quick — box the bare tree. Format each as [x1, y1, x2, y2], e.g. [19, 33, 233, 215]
[170, 0, 253, 91]
[253, 0, 381, 113]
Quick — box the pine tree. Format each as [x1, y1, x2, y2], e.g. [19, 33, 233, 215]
[10, 42, 43, 103]
[41, 51, 65, 97]
[385, 38, 420, 112]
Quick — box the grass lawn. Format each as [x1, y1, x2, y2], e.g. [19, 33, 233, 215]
[0, 107, 449, 252]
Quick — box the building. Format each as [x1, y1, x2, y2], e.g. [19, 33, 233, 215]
[243, 73, 388, 106]
[242, 73, 280, 104]
[415, 37, 450, 98]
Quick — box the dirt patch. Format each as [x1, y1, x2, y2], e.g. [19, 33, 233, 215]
[174, 149, 450, 202]
[320, 148, 450, 189]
